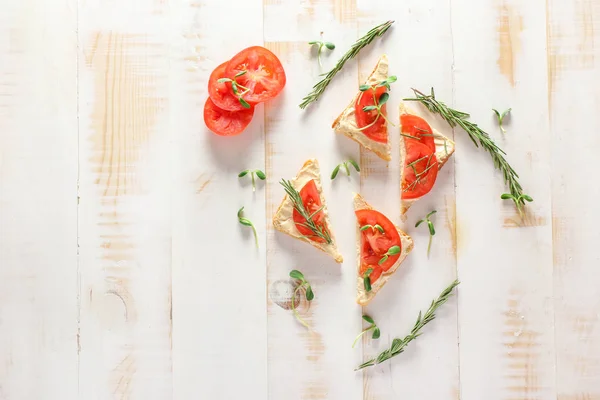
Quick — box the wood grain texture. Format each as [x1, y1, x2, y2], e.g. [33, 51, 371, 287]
[170, 1, 268, 399]
[357, 1, 459, 399]
[77, 2, 172, 398]
[0, 1, 78, 398]
[452, 1, 557, 400]
[263, 2, 362, 398]
[0, 0, 598, 398]
[548, 0, 600, 399]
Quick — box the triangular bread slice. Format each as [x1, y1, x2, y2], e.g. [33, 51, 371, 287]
[399, 103, 456, 219]
[332, 55, 391, 161]
[273, 159, 343, 263]
[354, 193, 413, 305]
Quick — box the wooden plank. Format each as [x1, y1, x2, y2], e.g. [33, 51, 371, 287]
[547, 0, 600, 398]
[0, 1, 78, 399]
[452, 0, 556, 399]
[356, 1, 459, 399]
[77, 2, 173, 398]
[263, 1, 364, 398]
[169, 0, 268, 399]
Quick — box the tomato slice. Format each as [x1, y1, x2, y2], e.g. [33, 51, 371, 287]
[355, 86, 388, 143]
[292, 179, 328, 243]
[225, 46, 286, 104]
[356, 209, 402, 284]
[203, 97, 254, 137]
[402, 142, 439, 199]
[208, 61, 255, 112]
[401, 114, 436, 152]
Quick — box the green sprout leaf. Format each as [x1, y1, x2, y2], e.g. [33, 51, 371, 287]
[372, 327, 381, 339]
[255, 170, 266, 180]
[289, 270, 305, 281]
[305, 286, 314, 301]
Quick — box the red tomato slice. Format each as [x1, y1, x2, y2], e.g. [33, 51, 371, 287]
[355, 86, 388, 143]
[225, 46, 286, 104]
[292, 179, 328, 243]
[203, 97, 254, 137]
[208, 61, 255, 112]
[402, 142, 439, 199]
[401, 114, 436, 152]
[355, 209, 402, 284]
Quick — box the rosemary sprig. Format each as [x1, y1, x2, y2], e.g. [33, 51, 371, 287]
[378, 245, 400, 265]
[218, 70, 251, 109]
[289, 270, 315, 329]
[237, 207, 258, 248]
[415, 210, 437, 257]
[239, 169, 266, 192]
[309, 40, 335, 68]
[331, 159, 360, 180]
[352, 315, 381, 348]
[299, 20, 394, 109]
[356, 279, 460, 370]
[404, 88, 532, 213]
[279, 179, 332, 244]
[492, 108, 511, 134]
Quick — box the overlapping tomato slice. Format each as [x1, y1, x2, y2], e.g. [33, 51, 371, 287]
[356, 209, 401, 285]
[203, 97, 254, 137]
[292, 180, 328, 243]
[204, 46, 286, 136]
[225, 46, 286, 104]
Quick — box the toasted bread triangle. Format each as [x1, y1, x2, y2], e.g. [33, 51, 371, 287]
[332, 55, 391, 161]
[399, 103, 456, 219]
[354, 194, 413, 305]
[273, 159, 343, 263]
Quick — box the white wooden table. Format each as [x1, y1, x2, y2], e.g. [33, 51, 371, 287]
[1, 0, 599, 399]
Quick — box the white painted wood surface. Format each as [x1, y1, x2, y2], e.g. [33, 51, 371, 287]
[0, 0, 598, 399]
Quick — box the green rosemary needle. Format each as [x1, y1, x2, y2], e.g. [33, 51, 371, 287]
[356, 279, 460, 370]
[299, 20, 394, 109]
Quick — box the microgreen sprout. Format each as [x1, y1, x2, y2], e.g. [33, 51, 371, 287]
[308, 40, 335, 68]
[289, 270, 315, 329]
[239, 169, 266, 192]
[492, 108, 512, 134]
[415, 210, 437, 257]
[352, 315, 381, 348]
[331, 159, 360, 180]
